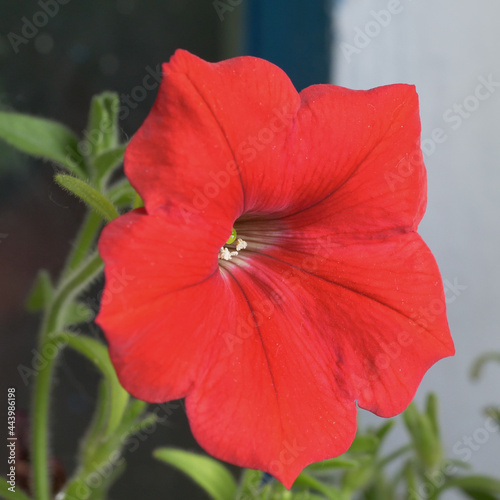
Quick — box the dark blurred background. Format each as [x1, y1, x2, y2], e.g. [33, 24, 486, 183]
[0, 1, 331, 498]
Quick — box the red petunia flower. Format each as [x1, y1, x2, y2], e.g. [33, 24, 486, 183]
[96, 49, 454, 487]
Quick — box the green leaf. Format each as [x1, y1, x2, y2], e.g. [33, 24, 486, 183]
[402, 401, 442, 468]
[0, 476, 32, 500]
[341, 457, 376, 493]
[61, 301, 94, 326]
[237, 469, 263, 500]
[378, 444, 412, 468]
[374, 420, 395, 442]
[107, 179, 136, 208]
[86, 92, 120, 158]
[55, 174, 120, 222]
[425, 393, 441, 440]
[402, 460, 418, 497]
[441, 476, 500, 496]
[446, 458, 472, 471]
[94, 145, 126, 187]
[348, 435, 379, 454]
[471, 353, 500, 380]
[56, 331, 129, 437]
[485, 407, 500, 426]
[25, 269, 53, 312]
[306, 457, 358, 471]
[462, 491, 498, 500]
[154, 448, 237, 500]
[0, 111, 85, 177]
[133, 191, 144, 209]
[293, 472, 341, 500]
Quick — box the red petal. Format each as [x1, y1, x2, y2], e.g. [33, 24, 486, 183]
[243, 228, 454, 416]
[97, 207, 359, 486]
[186, 263, 358, 488]
[180, 230, 452, 487]
[280, 83, 426, 233]
[96, 207, 232, 401]
[125, 49, 301, 218]
[128, 51, 424, 235]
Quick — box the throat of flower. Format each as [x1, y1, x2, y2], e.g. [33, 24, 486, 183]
[218, 235, 248, 261]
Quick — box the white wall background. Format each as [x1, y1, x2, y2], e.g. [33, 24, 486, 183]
[332, 0, 500, 496]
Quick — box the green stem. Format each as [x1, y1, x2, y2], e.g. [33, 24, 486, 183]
[31, 339, 63, 500]
[32, 251, 104, 500]
[44, 251, 103, 339]
[0, 477, 32, 500]
[64, 211, 103, 273]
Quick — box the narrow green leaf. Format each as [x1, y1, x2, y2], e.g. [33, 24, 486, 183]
[446, 458, 472, 471]
[56, 332, 129, 437]
[119, 399, 150, 430]
[425, 393, 441, 440]
[378, 444, 412, 467]
[462, 491, 498, 500]
[237, 469, 263, 499]
[306, 457, 357, 471]
[341, 457, 376, 493]
[441, 476, 500, 495]
[133, 191, 144, 209]
[374, 420, 395, 442]
[80, 380, 111, 462]
[402, 460, 418, 498]
[108, 179, 136, 208]
[471, 353, 500, 380]
[154, 448, 237, 500]
[348, 435, 379, 454]
[0, 111, 85, 176]
[484, 407, 500, 426]
[61, 301, 94, 326]
[0, 476, 32, 500]
[94, 145, 126, 187]
[86, 92, 120, 157]
[403, 400, 442, 468]
[293, 472, 341, 500]
[25, 270, 53, 312]
[55, 174, 120, 222]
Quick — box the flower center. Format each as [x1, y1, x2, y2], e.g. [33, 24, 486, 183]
[218, 228, 248, 261]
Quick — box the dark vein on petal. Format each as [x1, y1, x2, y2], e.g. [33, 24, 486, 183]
[250, 250, 447, 345]
[279, 106, 409, 222]
[183, 73, 246, 212]
[222, 266, 283, 436]
[279, 148, 373, 221]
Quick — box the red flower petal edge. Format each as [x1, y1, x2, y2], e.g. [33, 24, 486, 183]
[96, 49, 454, 488]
